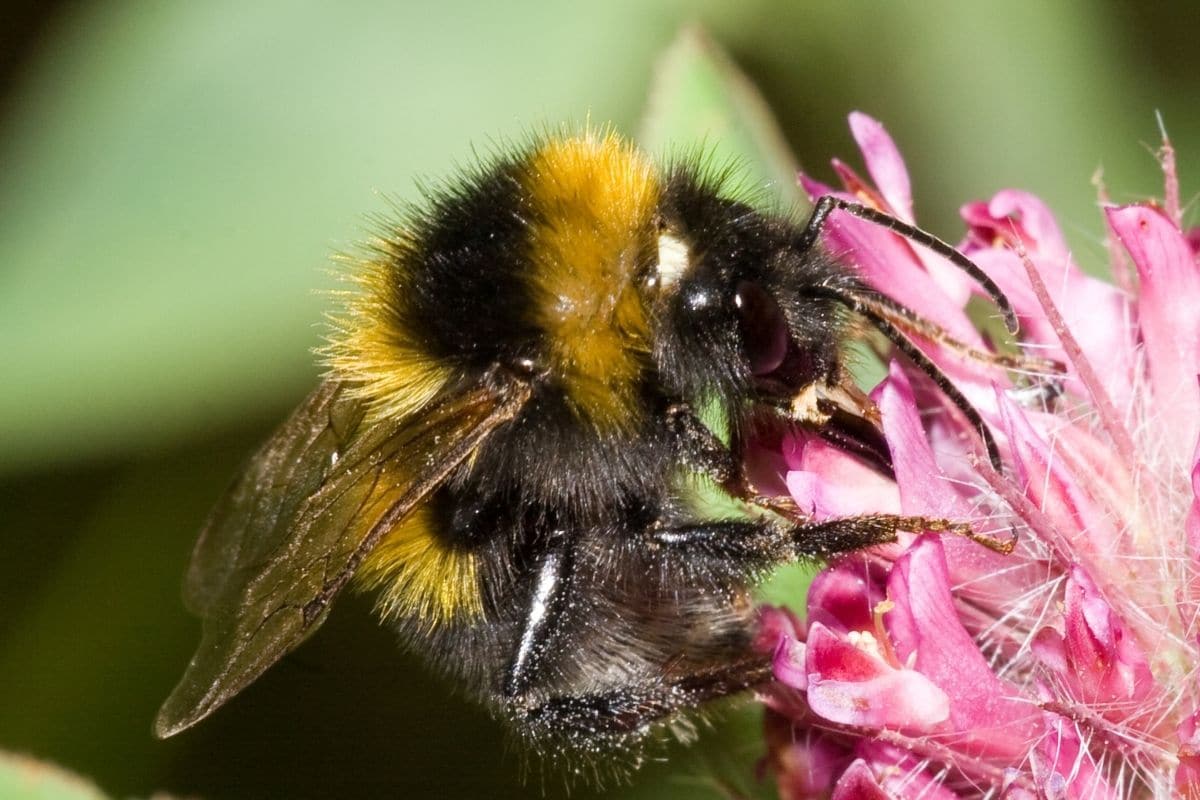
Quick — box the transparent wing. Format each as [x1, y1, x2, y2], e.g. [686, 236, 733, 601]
[155, 376, 529, 737]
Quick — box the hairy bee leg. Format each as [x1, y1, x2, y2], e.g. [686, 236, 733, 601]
[501, 518, 780, 744]
[792, 513, 1017, 557]
[503, 539, 575, 698]
[663, 403, 743, 491]
[653, 513, 1013, 562]
[649, 519, 790, 568]
[511, 657, 774, 746]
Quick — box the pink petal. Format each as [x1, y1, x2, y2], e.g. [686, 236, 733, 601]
[805, 622, 950, 732]
[1107, 204, 1200, 464]
[1032, 714, 1118, 800]
[1185, 225, 1200, 257]
[885, 537, 1040, 759]
[997, 391, 1120, 562]
[807, 561, 888, 636]
[979, 190, 1070, 261]
[799, 172, 838, 205]
[1060, 566, 1160, 714]
[799, 174, 980, 341]
[852, 742, 964, 800]
[999, 783, 1039, 800]
[773, 734, 849, 800]
[784, 433, 900, 520]
[1188, 435, 1200, 582]
[1177, 708, 1200, 799]
[756, 604, 806, 653]
[959, 191, 1138, 410]
[878, 364, 1023, 595]
[848, 112, 913, 223]
[832, 159, 889, 210]
[1030, 627, 1070, 685]
[877, 362, 973, 520]
[964, 246, 1137, 411]
[848, 112, 978, 306]
[830, 759, 891, 800]
[772, 635, 809, 691]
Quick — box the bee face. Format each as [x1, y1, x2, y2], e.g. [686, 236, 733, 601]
[649, 172, 850, 411]
[156, 129, 1026, 758]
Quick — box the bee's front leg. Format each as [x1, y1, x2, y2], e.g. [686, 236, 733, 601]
[663, 402, 751, 498]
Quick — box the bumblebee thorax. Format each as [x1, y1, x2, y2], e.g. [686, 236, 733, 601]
[324, 132, 663, 434]
[522, 135, 659, 431]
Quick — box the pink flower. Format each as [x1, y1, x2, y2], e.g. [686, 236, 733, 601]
[759, 113, 1200, 799]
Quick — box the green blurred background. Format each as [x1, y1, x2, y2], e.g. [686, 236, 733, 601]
[2, 2, 1198, 798]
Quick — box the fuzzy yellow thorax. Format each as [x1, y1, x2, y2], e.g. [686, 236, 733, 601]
[523, 134, 659, 431]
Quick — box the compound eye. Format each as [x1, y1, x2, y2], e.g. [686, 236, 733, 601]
[734, 280, 789, 376]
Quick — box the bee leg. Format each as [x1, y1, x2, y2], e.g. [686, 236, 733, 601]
[514, 657, 775, 746]
[650, 513, 1014, 563]
[791, 513, 1016, 557]
[503, 519, 779, 745]
[648, 519, 791, 571]
[663, 403, 745, 494]
[502, 539, 575, 699]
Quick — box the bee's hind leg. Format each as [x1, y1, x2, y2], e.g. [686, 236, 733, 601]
[500, 517, 788, 749]
[506, 657, 774, 750]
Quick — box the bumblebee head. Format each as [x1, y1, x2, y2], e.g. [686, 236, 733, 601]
[647, 167, 854, 413]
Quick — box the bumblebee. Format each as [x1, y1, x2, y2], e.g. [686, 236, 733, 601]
[156, 131, 1022, 752]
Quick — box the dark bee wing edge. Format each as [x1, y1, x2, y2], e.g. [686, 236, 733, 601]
[182, 380, 356, 617]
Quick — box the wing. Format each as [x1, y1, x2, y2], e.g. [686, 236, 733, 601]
[155, 375, 530, 738]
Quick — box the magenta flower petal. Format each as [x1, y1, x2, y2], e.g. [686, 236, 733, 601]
[967, 190, 1071, 261]
[1107, 204, 1200, 463]
[799, 172, 838, 205]
[801, 154, 978, 335]
[997, 391, 1119, 562]
[829, 759, 891, 800]
[885, 537, 1039, 759]
[757, 604, 805, 653]
[999, 782, 1038, 800]
[1059, 566, 1159, 714]
[848, 112, 913, 223]
[784, 434, 900, 520]
[763, 115, 1200, 799]
[1189, 445, 1200, 573]
[829, 210, 976, 338]
[876, 364, 1030, 596]
[807, 562, 888, 636]
[846, 112, 975, 306]
[959, 192, 1139, 408]
[1032, 714, 1118, 800]
[805, 621, 950, 732]
[772, 634, 809, 691]
[763, 713, 850, 800]
[852, 743, 965, 800]
[876, 362, 973, 520]
[1177, 709, 1200, 797]
[964, 245, 1137, 409]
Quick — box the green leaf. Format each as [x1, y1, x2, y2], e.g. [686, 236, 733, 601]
[638, 24, 804, 209]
